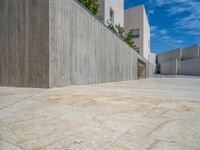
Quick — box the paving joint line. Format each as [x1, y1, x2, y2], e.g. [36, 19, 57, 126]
[0, 138, 25, 150]
[0, 90, 47, 111]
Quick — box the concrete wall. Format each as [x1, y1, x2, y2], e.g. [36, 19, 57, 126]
[149, 53, 156, 64]
[0, 0, 49, 88]
[124, 5, 150, 60]
[158, 45, 200, 76]
[178, 59, 200, 76]
[182, 45, 199, 60]
[160, 59, 177, 75]
[158, 48, 181, 64]
[49, 0, 152, 87]
[146, 62, 155, 78]
[149, 53, 156, 73]
[97, 0, 124, 26]
[0, 0, 153, 88]
[49, 0, 71, 87]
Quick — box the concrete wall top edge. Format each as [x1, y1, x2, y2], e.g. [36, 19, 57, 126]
[125, 4, 144, 10]
[182, 44, 199, 60]
[157, 48, 181, 64]
[158, 48, 181, 56]
[183, 44, 199, 49]
[158, 44, 199, 56]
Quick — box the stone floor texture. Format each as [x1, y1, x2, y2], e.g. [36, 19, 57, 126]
[0, 78, 200, 150]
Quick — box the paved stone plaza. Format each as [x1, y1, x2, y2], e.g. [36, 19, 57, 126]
[0, 78, 200, 150]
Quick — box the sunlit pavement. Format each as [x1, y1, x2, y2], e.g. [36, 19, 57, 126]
[0, 78, 200, 150]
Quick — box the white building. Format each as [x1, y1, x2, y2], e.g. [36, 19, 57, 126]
[97, 0, 124, 27]
[124, 5, 150, 60]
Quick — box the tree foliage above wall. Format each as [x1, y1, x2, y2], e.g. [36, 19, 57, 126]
[78, 0, 99, 15]
[107, 21, 136, 49]
[124, 30, 135, 49]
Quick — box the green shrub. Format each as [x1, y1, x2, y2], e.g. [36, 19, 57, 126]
[78, 0, 99, 15]
[107, 21, 136, 48]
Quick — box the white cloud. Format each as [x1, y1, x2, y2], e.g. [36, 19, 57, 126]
[168, 7, 186, 15]
[149, 9, 155, 14]
[160, 29, 167, 35]
[151, 33, 156, 37]
[154, 0, 168, 6]
[151, 26, 170, 39]
[186, 30, 200, 36]
[162, 36, 170, 40]
[176, 40, 183, 44]
[151, 26, 158, 32]
[154, 0, 200, 36]
[154, 0, 193, 7]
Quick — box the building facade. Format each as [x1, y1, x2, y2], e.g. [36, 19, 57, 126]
[124, 5, 150, 61]
[157, 45, 200, 76]
[97, 0, 124, 26]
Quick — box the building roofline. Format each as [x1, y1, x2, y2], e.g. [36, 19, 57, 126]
[125, 4, 144, 10]
[158, 44, 200, 55]
[125, 4, 150, 27]
[157, 48, 181, 56]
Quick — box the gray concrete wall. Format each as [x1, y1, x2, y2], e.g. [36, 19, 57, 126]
[158, 45, 200, 76]
[146, 62, 154, 78]
[178, 59, 200, 76]
[0, 0, 154, 88]
[160, 59, 177, 75]
[182, 45, 199, 60]
[158, 48, 181, 64]
[149, 53, 156, 73]
[0, 0, 49, 88]
[49, 0, 71, 87]
[49, 0, 149, 87]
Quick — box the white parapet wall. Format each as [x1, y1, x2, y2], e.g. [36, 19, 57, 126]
[157, 48, 181, 64]
[148, 53, 157, 73]
[182, 45, 199, 60]
[178, 59, 200, 76]
[158, 45, 200, 76]
[160, 59, 177, 75]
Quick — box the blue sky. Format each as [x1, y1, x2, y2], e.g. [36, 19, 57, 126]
[125, 0, 200, 53]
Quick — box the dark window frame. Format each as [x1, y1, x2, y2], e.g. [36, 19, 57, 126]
[109, 7, 114, 24]
[135, 47, 140, 53]
[132, 29, 139, 38]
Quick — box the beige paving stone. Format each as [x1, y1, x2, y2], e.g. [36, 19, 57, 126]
[0, 78, 200, 150]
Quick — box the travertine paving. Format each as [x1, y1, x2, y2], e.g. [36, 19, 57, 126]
[0, 78, 200, 150]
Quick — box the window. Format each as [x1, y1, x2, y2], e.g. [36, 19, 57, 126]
[135, 47, 140, 53]
[109, 7, 114, 24]
[132, 29, 139, 38]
